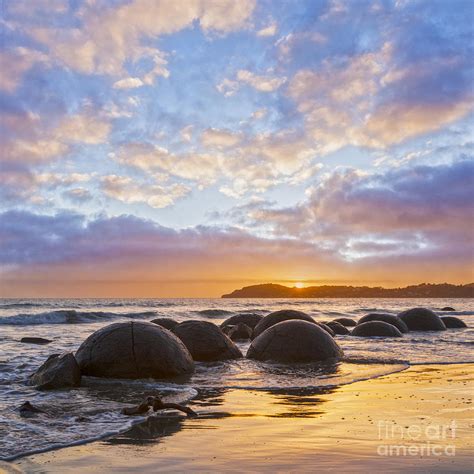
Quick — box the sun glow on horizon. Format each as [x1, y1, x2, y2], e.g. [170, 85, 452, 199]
[294, 282, 306, 289]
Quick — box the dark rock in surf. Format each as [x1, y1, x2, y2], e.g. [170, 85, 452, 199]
[326, 321, 350, 335]
[358, 313, 409, 333]
[76, 321, 194, 379]
[19, 401, 45, 416]
[333, 317, 357, 327]
[252, 310, 316, 339]
[247, 320, 343, 363]
[30, 352, 81, 390]
[351, 321, 403, 338]
[222, 323, 253, 341]
[220, 313, 263, 330]
[150, 317, 178, 331]
[441, 316, 467, 328]
[20, 337, 52, 345]
[398, 308, 446, 331]
[173, 320, 242, 361]
[441, 307, 455, 311]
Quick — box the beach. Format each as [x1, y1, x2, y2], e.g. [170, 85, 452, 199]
[11, 363, 473, 473]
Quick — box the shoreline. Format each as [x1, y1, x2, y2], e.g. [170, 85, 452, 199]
[12, 363, 473, 473]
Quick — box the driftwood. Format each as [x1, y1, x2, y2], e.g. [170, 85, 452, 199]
[121, 396, 197, 417]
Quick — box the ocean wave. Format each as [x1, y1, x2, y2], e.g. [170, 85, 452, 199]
[0, 310, 157, 325]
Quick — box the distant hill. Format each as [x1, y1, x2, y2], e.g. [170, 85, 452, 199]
[222, 283, 474, 298]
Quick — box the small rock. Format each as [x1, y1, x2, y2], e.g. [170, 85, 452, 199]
[441, 316, 467, 328]
[20, 337, 52, 345]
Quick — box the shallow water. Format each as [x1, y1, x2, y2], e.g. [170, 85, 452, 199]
[0, 297, 472, 460]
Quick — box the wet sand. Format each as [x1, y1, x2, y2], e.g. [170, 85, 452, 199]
[12, 364, 474, 473]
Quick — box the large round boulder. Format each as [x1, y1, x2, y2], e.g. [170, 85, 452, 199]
[398, 308, 446, 331]
[220, 313, 263, 330]
[333, 317, 357, 327]
[326, 321, 350, 335]
[358, 313, 409, 333]
[222, 323, 253, 341]
[30, 352, 81, 390]
[150, 317, 178, 331]
[76, 322, 194, 379]
[252, 310, 315, 339]
[247, 320, 343, 363]
[173, 320, 242, 361]
[441, 316, 467, 329]
[351, 321, 403, 337]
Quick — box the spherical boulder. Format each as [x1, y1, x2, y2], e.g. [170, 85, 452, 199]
[220, 313, 263, 330]
[326, 321, 350, 335]
[76, 321, 194, 379]
[317, 322, 335, 337]
[173, 320, 242, 361]
[222, 323, 253, 341]
[351, 321, 403, 337]
[333, 317, 357, 327]
[398, 308, 446, 331]
[150, 317, 178, 331]
[252, 310, 315, 339]
[441, 316, 467, 329]
[247, 320, 343, 363]
[30, 352, 81, 390]
[358, 313, 409, 333]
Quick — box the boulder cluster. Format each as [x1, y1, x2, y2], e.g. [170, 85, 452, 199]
[27, 306, 467, 390]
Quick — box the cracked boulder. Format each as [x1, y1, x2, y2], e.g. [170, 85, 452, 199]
[75, 321, 194, 379]
[173, 320, 243, 361]
[247, 320, 344, 363]
[252, 310, 316, 339]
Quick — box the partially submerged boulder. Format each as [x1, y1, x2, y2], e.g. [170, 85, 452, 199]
[441, 307, 455, 311]
[30, 352, 81, 390]
[358, 313, 409, 333]
[252, 310, 315, 339]
[173, 320, 242, 361]
[222, 323, 253, 341]
[150, 317, 178, 331]
[333, 317, 357, 327]
[441, 316, 467, 329]
[398, 308, 446, 331]
[326, 321, 350, 335]
[351, 321, 403, 338]
[76, 322, 194, 379]
[20, 337, 52, 345]
[220, 313, 263, 330]
[247, 320, 343, 363]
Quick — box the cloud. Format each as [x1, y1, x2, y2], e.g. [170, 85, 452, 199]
[217, 70, 286, 96]
[241, 158, 474, 262]
[101, 174, 190, 208]
[201, 128, 241, 148]
[19, 0, 255, 82]
[0, 47, 50, 93]
[113, 77, 145, 89]
[257, 22, 277, 37]
[62, 187, 93, 202]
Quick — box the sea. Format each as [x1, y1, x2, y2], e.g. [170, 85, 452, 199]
[0, 297, 472, 461]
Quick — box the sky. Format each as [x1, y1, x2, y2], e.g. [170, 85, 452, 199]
[0, 0, 473, 297]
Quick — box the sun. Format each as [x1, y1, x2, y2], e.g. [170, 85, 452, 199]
[294, 282, 305, 289]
